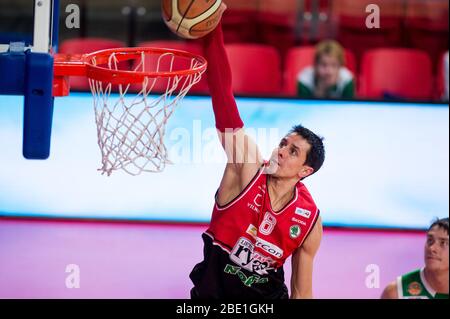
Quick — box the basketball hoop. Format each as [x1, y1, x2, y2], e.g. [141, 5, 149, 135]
[53, 47, 207, 176]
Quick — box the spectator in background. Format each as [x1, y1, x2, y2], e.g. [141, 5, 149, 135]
[443, 51, 449, 102]
[298, 40, 355, 99]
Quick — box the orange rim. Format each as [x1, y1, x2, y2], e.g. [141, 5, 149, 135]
[54, 47, 208, 85]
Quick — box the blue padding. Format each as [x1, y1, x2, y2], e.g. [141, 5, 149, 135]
[0, 33, 32, 46]
[0, 49, 26, 95]
[23, 52, 54, 160]
[52, 0, 60, 52]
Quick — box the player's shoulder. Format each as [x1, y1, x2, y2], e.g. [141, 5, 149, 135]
[297, 182, 317, 208]
[381, 280, 399, 299]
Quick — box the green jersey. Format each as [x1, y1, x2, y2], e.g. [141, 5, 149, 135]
[397, 268, 449, 299]
[297, 66, 355, 99]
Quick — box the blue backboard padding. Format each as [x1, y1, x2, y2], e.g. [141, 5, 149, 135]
[0, 33, 33, 47]
[22, 52, 54, 159]
[0, 51, 26, 95]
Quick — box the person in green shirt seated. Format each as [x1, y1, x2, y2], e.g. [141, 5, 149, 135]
[297, 40, 355, 99]
[381, 218, 449, 299]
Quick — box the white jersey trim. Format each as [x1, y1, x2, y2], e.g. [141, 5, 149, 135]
[396, 276, 404, 298]
[420, 267, 437, 297]
[270, 187, 299, 216]
[204, 231, 232, 254]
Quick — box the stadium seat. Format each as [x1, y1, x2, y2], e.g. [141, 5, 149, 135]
[225, 44, 282, 96]
[59, 38, 126, 91]
[137, 41, 208, 94]
[258, 0, 300, 59]
[404, 0, 449, 73]
[359, 49, 433, 100]
[258, 0, 333, 56]
[283, 46, 357, 96]
[334, 0, 403, 63]
[221, 0, 259, 43]
[435, 51, 449, 101]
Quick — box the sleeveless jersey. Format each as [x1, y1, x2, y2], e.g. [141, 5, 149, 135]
[190, 165, 320, 299]
[397, 268, 449, 299]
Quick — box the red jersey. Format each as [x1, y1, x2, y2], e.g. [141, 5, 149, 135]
[206, 165, 320, 276]
[190, 165, 320, 298]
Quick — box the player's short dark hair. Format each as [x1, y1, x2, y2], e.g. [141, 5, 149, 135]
[290, 125, 325, 177]
[428, 218, 449, 235]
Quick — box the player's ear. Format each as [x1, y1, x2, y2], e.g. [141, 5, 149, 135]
[298, 166, 314, 179]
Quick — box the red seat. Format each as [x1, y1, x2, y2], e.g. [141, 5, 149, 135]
[135, 41, 208, 94]
[59, 38, 127, 91]
[258, 0, 299, 59]
[225, 44, 282, 96]
[359, 49, 433, 100]
[222, 0, 259, 43]
[436, 51, 449, 101]
[335, 0, 403, 63]
[283, 46, 357, 96]
[404, 0, 449, 73]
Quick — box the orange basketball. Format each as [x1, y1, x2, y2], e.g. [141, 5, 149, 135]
[162, 0, 226, 39]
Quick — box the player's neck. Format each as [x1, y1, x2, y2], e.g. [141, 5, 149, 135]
[267, 176, 298, 211]
[424, 267, 449, 294]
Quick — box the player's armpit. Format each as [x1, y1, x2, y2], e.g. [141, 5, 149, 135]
[380, 281, 399, 299]
[290, 217, 323, 299]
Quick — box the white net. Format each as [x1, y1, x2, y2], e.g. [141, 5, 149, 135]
[87, 50, 205, 176]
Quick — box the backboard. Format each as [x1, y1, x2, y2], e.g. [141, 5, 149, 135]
[0, 0, 60, 159]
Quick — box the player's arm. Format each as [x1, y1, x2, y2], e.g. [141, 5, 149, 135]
[290, 217, 323, 299]
[380, 281, 399, 299]
[202, 19, 263, 206]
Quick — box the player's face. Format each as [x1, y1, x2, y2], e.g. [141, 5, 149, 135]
[424, 227, 449, 272]
[269, 133, 314, 179]
[315, 54, 340, 88]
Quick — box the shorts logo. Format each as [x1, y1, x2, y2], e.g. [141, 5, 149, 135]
[224, 264, 269, 287]
[295, 208, 311, 219]
[290, 225, 301, 239]
[230, 237, 276, 275]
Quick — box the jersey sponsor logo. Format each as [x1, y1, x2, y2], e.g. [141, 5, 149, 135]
[408, 282, 423, 296]
[230, 237, 276, 275]
[245, 225, 284, 259]
[291, 217, 307, 226]
[289, 225, 301, 239]
[295, 207, 311, 219]
[254, 237, 284, 259]
[224, 264, 269, 287]
[246, 224, 258, 238]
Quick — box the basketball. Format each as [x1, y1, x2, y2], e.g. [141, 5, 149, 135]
[162, 0, 226, 39]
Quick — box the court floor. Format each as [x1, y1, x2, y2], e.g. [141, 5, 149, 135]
[0, 218, 424, 299]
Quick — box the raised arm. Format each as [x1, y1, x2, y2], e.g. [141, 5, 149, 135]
[290, 217, 323, 299]
[202, 20, 263, 206]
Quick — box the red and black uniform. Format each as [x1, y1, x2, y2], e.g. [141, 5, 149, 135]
[190, 23, 319, 299]
[190, 164, 320, 299]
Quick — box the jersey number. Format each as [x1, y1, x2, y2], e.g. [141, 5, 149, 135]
[259, 212, 277, 235]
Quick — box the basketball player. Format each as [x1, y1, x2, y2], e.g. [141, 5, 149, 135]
[189, 19, 325, 299]
[381, 218, 449, 299]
